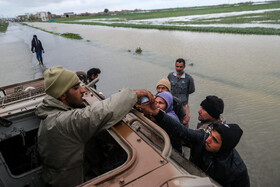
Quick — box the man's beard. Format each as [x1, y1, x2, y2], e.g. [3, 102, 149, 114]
[177, 70, 183, 74]
[66, 93, 86, 108]
[70, 102, 86, 108]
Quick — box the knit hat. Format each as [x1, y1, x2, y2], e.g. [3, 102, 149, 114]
[213, 123, 243, 153]
[44, 66, 79, 98]
[200, 96, 224, 119]
[156, 78, 171, 91]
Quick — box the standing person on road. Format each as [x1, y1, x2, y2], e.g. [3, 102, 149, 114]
[168, 58, 195, 128]
[31, 35, 44, 65]
[35, 66, 154, 187]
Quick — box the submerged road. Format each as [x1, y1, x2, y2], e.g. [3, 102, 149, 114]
[0, 22, 171, 97]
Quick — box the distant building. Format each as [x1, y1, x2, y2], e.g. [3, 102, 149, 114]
[49, 14, 61, 19]
[36, 12, 48, 21]
[63, 12, 75, 18]
[17, 14, 29, 21]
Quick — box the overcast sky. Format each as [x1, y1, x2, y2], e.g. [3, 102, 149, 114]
[0, 0, 273, 18]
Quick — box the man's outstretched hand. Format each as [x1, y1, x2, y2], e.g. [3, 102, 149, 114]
[134, 89, 154, 104]
[136, 95, 160, 117]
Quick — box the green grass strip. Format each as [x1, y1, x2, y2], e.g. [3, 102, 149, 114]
[21, 23, 83, 39]
[60, 33, 82, 40]
[64, 21, 280, 36]
[0, 22, 9, 32]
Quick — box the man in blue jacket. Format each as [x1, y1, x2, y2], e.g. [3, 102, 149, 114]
[140, 101, 250, 187]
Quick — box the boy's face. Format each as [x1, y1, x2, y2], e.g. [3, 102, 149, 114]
[205, 130, 222, 153]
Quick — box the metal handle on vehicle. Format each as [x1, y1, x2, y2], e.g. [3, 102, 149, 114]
[87, 78, 99, 88]
[130, 109, 172, 157]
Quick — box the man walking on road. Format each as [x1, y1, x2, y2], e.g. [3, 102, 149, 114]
[31, 35, 44, 65]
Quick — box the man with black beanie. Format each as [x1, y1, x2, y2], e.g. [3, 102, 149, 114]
[139, 102, 250, 187]
[197, 95, 225, 133]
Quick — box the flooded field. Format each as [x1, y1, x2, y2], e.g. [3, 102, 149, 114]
[1, 22, 280, 186]
[77, 8, 280, 29]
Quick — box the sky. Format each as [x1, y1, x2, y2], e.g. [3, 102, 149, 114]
[0, 0, 274, 18]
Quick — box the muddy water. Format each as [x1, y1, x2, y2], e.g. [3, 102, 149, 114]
[1, 22, 280, 186]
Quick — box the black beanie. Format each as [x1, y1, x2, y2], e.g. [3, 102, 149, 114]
[213, 123, 243, 153]
[200, 96, 224, 119]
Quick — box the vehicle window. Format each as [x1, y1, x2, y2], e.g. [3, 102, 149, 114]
[0, 114, 128, 181]
[84, 130, 128, 181]
[0, 128, 41, 175]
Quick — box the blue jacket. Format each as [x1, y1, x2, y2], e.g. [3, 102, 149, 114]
[155, 110, 250, 187]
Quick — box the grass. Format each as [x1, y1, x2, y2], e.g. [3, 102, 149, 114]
[21, 23, 83, 40]
[135, 47, 143, 54]
[60, 33, 82, 40]
[0, 22, 9, 32]
[53, 1, 280, 35]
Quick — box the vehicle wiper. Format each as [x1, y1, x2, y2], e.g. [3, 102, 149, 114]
[0, 116, 12, 127]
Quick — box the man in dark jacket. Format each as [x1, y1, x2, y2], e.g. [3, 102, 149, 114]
[139, 102, 250, 187]
[197, 95, 225, 133]
[31, 35, 44, 64]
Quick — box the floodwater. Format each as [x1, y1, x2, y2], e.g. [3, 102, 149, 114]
[1, 22, 280, 186]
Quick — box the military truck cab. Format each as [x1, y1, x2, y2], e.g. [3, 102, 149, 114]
[0, 78, 219, 187]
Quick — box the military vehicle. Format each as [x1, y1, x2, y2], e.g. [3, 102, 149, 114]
[0, 78, 219, 187]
